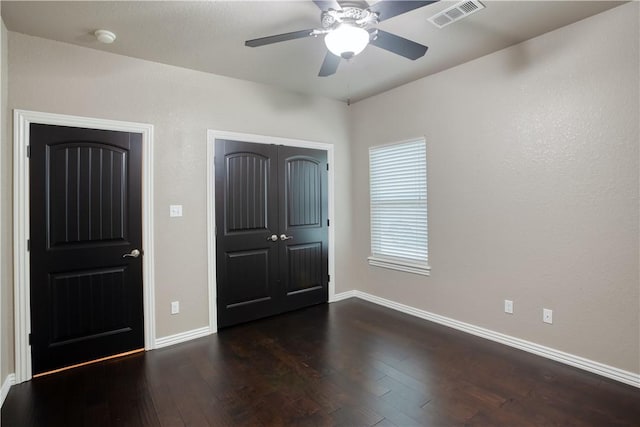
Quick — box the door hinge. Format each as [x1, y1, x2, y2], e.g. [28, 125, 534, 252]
[27, 239, 30, 251]
[327, 219, 330, 227]
[27, 146, 31, 158]
[326, 163, 329, 171]
[28, 333, 32, 345]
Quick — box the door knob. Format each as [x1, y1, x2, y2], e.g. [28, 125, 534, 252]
[267, 234, 278, 242]
[123, 249, 141, 258]
[280, 234, 293, 241]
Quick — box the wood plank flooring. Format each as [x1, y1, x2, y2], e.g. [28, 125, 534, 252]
[2, 298, 639, 426]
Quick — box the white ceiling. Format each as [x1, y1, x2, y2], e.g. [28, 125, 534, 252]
[1, 1, 625, 102]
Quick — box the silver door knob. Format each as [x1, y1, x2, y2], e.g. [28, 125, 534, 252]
[123, 249, 141, 258]
[280, 234, 293, 241]
[267, 234, 278, 242]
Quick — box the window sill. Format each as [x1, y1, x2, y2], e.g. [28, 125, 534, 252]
[367, 256, 431, 276]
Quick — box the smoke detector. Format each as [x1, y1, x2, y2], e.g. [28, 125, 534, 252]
[94, 29, 116, 44]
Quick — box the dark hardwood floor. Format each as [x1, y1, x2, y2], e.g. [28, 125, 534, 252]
[3, 298, 639, 426]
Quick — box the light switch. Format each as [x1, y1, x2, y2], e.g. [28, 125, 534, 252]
[169, 205, 183, 217]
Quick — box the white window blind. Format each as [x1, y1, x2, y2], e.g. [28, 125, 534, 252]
[368, 139, 430, 275]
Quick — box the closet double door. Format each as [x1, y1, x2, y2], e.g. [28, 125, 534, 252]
[215, 139, 328, 328]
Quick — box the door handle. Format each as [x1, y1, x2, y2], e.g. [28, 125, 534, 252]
[267, 234, 278, 242]
[280, 234, 293, 241]
[122, 249, 141, 258]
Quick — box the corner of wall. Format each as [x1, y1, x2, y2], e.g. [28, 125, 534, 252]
[1, 19, 15, 382]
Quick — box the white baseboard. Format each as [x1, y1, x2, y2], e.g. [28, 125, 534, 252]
[330, 290, 356, 302]
[154, 326, 212, 349]
[1, 373, 16, 407]
[352, 290, 640, 389]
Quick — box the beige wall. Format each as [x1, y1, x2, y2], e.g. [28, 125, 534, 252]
[349, 3, 639, 373]
[2, 3, 638, 381]
[7, 32, 353, 345]
[1, 21, 13, 380]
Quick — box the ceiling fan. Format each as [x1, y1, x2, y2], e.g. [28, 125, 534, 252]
[245, 0, 440, 77]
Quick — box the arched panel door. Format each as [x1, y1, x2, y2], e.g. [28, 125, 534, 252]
[215, 140, 328, 328]
[29, 124, 144, 375]
[278, 147, 328, 312]
[215, 140, 279, 328]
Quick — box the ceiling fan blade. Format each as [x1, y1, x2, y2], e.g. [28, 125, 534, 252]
[245, 29, 315, 47]
[318, 52, 341, 77]
[370, 30, 428, 60]
[369, 1, 439, 22]
[338, 0, 368, 7]
[313, 1, 342, 10]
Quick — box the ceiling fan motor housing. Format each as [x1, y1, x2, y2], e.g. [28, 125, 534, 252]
[321, 4, 380, 34]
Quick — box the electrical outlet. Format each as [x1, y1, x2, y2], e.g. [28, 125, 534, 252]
[543, 308, 553, 324]
[504, 299, 513, 314]
[171, 301, 180, 315]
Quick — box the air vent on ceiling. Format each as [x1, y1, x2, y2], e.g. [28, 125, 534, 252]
[428, 0, 485, 29]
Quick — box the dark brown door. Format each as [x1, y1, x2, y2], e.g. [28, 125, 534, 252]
[214, 140, 279, 328]
[29, 124, 144, 375]
[278, 146, 329, 311]
[215, 140, 328, 328]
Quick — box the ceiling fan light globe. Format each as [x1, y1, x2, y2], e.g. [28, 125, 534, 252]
[324, 24, 369, 58]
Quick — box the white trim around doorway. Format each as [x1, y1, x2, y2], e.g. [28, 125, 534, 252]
[206, 130, 336, 333]
[13, 109, 156, 384]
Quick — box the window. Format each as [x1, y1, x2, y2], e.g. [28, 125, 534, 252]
[368, 138, 430, 275]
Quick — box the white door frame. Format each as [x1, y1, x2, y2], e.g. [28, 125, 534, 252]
[206, 130, 336, 333]
[13, 109, 156, 383]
